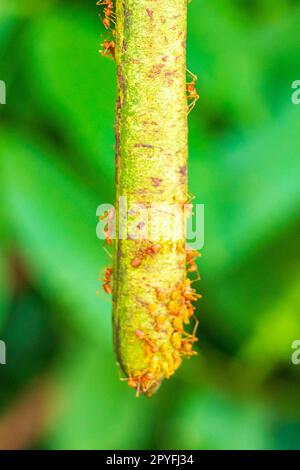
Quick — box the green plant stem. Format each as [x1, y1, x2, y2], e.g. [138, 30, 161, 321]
[113, 0, 190, 396]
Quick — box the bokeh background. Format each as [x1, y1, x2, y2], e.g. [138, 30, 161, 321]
[0, 0, 300, 450]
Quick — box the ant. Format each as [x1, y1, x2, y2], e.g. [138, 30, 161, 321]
[102, 266, 113, 294]
[135, 329, 158, 353]
[122, 371, 156, 397]
[154, 314, 165, 332]
[186, 69, 199, 114]
[186, 249, 200, 273]
[97, 0, 116, 30]
[100, 40, 115, 59]
[181, 279, 201, 302]
[171, 332, 182, 350]
[173, 315, 184, 332]
[131, 243, 161, 268]
[181, 339, 198, 357]
[182, 316, 199, 341]
[155, 287, 167, 302]
[186, 249, 201, 282]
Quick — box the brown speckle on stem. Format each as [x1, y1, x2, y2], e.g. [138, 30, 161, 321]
[146, 9, 153, 18]
[151, 177, 162, 187]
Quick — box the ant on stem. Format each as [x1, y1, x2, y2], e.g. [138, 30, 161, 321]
[186, 69, 199, 114]
[96, 0, 116, 30]
[102, 266, 113, 294]
[100, 40, 115, 59]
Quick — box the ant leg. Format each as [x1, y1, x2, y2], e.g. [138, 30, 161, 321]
[188, 99, 196, 114]
[192, 316, 199, 338]
[100, 50, 114, 61]
[188, 96, 199, 114]
[103, 245, 113, 259]
[96, 288, 113, 303]
[187, 192, 195, 204]
[187, 102, 194, 114]
[101, 52, 115, 61]
[182, 330, 198, 341]
[190, 271, 201, 284]
[108, 17, 116, 27]
[186, 68, 198, 82]
[118, 365, 129, 382]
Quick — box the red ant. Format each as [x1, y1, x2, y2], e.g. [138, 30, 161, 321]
[186, 69, 199, 114]
[181, 339, 198, 357]
[186, 249, 200, 274]
[131, 243, 161, 268]
[135, 329, 158, 353]
[101, 40, 115, 59]
[122, 371, 156, 397]
[181, 279, 201, 302]
[97, 0, 116, 30]
[102, 266, 113, 294]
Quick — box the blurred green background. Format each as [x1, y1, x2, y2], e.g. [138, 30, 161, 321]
[0, 0, 300, 450]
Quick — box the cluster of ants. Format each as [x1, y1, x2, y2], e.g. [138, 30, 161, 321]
[97, 0, 116, 59]
[99, 236, 201, 396]
[121, 259, 201, 396]
[120, 246, 201, 396]
[98, 203, 200, 298]
[97, 1, 199, 112]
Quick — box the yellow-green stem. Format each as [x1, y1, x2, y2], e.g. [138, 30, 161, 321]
[113, 0, 193, 396]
